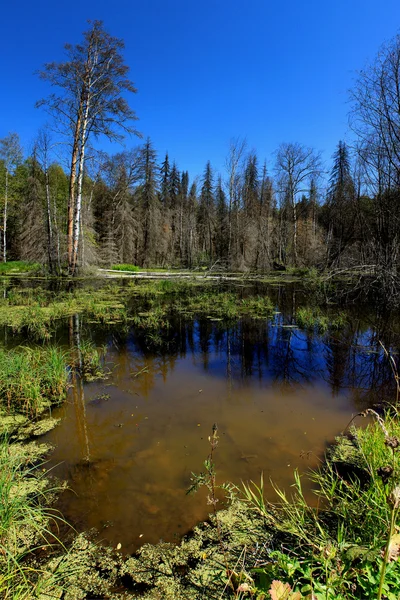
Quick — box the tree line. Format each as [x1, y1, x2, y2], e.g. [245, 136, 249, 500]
[1, 22, 400, 289]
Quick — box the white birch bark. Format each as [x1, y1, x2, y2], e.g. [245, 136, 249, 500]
[3, 170, 8, 263]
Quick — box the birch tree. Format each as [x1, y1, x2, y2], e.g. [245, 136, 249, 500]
[275, 143, 322, 266]
[0, 133, 23, 263]
[37, 20, 140, 275]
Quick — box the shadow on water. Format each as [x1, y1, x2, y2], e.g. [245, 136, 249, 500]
[3, 278, 400, 553]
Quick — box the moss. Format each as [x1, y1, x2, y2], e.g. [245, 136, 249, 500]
[329, 433, 363, 468]
[119, 501, 270, 599]
[15, 417, 61, 440]
[0, 411, 28, 436]
[7, 440, 53, 464]
[44, 532, 125, 600]
[35, 500, 270, 600]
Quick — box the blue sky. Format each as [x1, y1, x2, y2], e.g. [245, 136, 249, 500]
[1, 0, 399, 180]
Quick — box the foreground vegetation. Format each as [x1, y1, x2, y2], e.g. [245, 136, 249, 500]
[2, 408, 400, 598]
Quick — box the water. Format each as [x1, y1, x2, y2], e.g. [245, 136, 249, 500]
[33, 282, 398, 555]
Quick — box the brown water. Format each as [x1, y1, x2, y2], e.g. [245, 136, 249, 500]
[40, 298, 398, 554]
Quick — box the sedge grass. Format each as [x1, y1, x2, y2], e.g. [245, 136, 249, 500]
[0, 438, 72, 599]
[241, 413, 400, 599]
[0, 347, 69, 417]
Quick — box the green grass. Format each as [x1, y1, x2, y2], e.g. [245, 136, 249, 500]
[0, 261, 41, 276]
[296, 306, 347, 333]
[110, 263, 140, 272]
[240, 412, 400, 599]
[0, 347, 69, 417]
[0, 438, 71, 599]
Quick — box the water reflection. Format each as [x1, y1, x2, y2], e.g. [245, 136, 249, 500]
[40, 299, 399, 554]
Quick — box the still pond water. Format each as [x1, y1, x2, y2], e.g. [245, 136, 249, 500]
[33, 281, 398, 554]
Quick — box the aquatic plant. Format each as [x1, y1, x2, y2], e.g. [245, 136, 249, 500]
[172, 290, 274, 319]
[296, 306, 347, 333]
[69, 340, 108, 381]
[188, 424, 237, 594]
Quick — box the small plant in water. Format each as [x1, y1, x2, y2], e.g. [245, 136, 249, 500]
[188, 425, 251, 596]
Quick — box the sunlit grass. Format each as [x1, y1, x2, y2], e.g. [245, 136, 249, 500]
[110, 263, 140, 272]
[0, 438, 74, 599]
[241, 412, 400, 599]
[0, 261, 41, 275]
[296, 306, 347, 333]
[0, 347, 68, 416]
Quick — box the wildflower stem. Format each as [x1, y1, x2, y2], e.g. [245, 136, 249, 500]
[377, 505, 397, 600]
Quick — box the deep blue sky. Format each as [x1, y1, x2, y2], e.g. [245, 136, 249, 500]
[1, 0, 399, 180]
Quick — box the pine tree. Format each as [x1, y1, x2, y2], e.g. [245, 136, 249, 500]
[198, 161, 215, 265]
[326, 141, 356, 267]
[160, 153, 170, 206]
[138, 139, 160, 267]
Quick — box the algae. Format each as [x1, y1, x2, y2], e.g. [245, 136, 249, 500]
[40, 501, 270, 600]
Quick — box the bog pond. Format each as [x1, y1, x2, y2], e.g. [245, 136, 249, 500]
[3, 278, 399, 554]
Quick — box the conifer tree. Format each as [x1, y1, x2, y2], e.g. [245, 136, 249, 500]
[138, 139, 160, 266]
[198, 161, 215, 265]
[326, 141, 356, 266]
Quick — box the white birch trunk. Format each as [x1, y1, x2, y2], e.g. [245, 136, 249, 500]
[3, 170, 8, 263]
[71, 97, 90, 275]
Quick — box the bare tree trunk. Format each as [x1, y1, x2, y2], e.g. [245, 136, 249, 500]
[293, 200, 298, 266]
[44, 161, 54, 272]
[3, 170, 8, 263]
[68, 111, 83, 269]
[71, 98, 90, 275]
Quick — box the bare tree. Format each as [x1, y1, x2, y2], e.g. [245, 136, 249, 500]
[275, 142, 322, 266]
[37, 20, 140, 275]
[34, 129, 62, 273]
[350, 33, 400, 289]
[0, 133, 23, 263]
[350, 34, 400, 184]
[225, 138, 246, 268]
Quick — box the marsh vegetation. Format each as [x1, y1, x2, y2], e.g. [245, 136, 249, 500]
[0, 276, 399, 598]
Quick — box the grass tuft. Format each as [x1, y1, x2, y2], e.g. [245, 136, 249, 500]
[0, 347, 68, 417]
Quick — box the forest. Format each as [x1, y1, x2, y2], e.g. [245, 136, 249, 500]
[0, 22, 399, 300]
